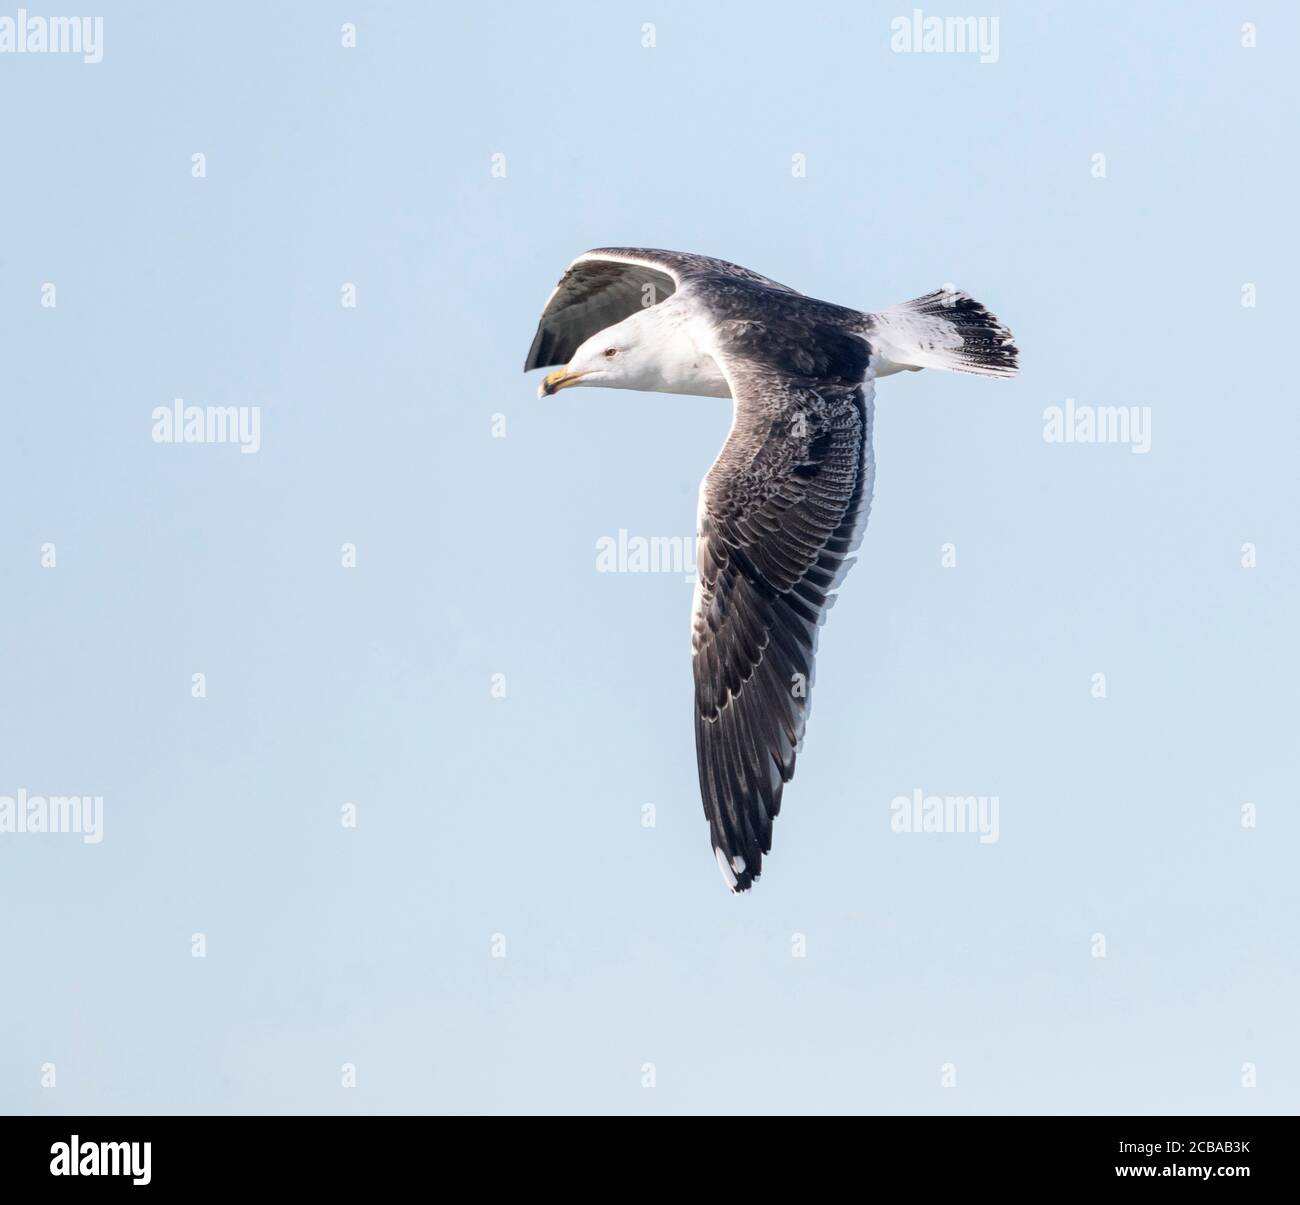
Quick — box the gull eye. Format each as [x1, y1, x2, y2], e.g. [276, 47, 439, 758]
[604, 347, 619, 358]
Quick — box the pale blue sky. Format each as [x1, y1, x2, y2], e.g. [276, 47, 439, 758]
[1, 1, 1296, 1114]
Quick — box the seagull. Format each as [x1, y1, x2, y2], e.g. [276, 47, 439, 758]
[525, 248, 1017, 892]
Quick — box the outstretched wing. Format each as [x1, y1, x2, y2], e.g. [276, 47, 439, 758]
[692, 306, 876, 892]
[523, 248, 800, 371]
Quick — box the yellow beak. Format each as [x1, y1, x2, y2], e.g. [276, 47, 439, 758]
[539, 368, 586, 398]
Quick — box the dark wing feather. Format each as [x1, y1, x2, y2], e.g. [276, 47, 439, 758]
[523, 248, 801, 371]
[692, 291, 876, 892]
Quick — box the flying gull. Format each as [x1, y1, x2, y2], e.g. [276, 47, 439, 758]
[525, 248, 1017, 892]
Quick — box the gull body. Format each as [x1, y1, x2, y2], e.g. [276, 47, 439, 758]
[526, 248, 1018, 892]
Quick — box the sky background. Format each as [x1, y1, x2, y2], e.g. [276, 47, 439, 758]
[1, 1, 1296, 1115]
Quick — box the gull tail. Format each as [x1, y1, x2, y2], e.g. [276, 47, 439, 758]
[866, 288, 1019, 379]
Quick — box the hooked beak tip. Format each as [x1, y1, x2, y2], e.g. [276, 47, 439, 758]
[539, 368, 584, 398]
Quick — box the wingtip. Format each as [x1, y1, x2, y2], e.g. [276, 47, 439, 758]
[714, 846, 759, 894]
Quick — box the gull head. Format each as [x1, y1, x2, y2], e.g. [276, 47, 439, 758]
[538, 310, 660, 398]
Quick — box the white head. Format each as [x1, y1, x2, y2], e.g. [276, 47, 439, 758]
[538, 308, 664, 398]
